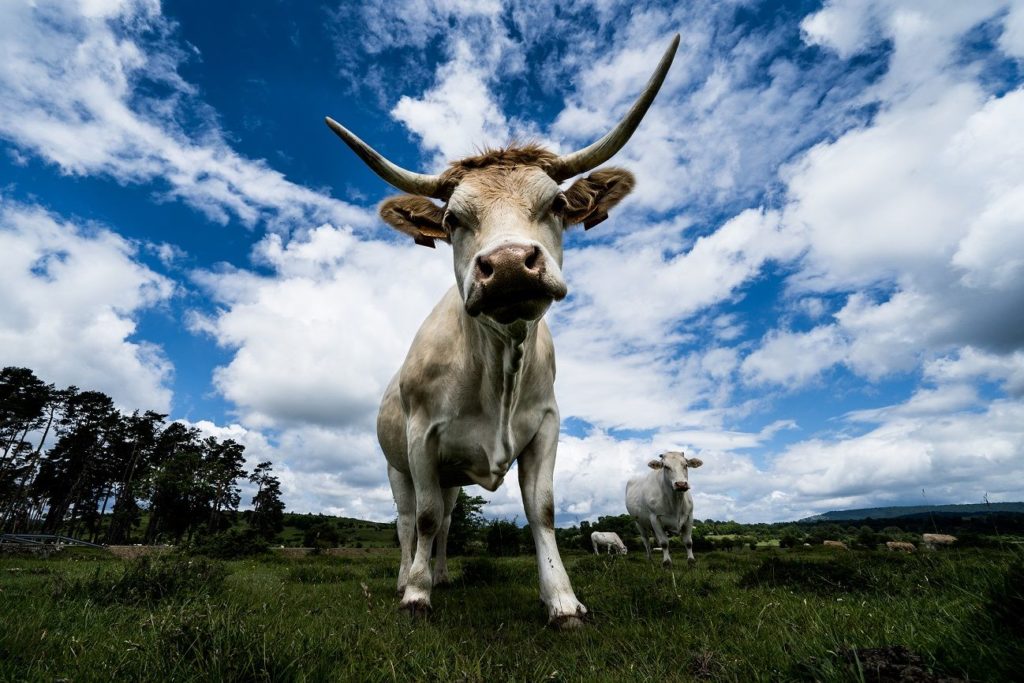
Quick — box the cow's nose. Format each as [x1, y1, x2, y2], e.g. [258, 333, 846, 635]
[674, 481, 689, 491]
[474, 244, 542, 284]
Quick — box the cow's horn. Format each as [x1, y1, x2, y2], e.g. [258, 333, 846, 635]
[324, 117, 446, 198]
[550, 34, 680, 182]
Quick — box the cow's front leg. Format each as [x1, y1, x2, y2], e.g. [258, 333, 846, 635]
[649, 515, 672, 567]
[400, 427, 443, 614]
[387, 465, 416, 595]
[432, 487, 459, 586]
[682, 509, 696, 563]
[592, 538, 600, 555]
[519, 411, 587, 629]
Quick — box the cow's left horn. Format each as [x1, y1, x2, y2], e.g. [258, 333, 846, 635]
[325, 117, 446, 198]
[549, 34, 680, 182]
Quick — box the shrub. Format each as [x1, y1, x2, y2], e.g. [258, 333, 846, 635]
[53, 554, 228, 605]
[739, 557, 874, 595]
[486, 519, 522, 557]
[188, 528, 269, 559]
[988, 557, 1024, 636]
[459, 557, 520, 586]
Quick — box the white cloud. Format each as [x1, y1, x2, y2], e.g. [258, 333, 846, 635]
[392, 41, 513, 164]
[0, 0, 369, 232]
[0, 200, 174, 411]
[193, 224, 451, 430]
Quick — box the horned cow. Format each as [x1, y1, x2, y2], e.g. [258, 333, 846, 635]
[326, 37, 681, 628]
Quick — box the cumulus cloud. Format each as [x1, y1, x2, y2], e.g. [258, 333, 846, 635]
[0, 0, 369, 232]
[192, 224, 451, 430]
[0, 200, 174, 411]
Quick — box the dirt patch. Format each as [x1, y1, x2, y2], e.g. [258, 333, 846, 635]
[843, 646, 963, 683]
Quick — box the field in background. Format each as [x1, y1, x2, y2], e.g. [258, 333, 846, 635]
[2, 545, 1021, 681]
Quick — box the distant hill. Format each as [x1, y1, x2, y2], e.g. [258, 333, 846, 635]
[801, 502, 1024, 522]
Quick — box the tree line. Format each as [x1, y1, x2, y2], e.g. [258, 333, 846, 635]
[0, 366, 284, 544]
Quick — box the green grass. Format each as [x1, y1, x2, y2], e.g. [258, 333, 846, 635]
[1, 546, 1020, 681]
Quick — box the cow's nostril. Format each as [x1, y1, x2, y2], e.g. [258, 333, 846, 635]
[477, 256, 494, 278]
[524, 245, 540, 271]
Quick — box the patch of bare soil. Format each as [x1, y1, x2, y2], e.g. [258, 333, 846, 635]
[842, 646, 963, 683]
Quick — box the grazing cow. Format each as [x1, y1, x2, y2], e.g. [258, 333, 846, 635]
[922, 533, 957, 549]
[591, 531, 628, 556]
[326, 37, 681, 628]
[823, 540, 848, 550]
[886, 541, 916, 553]
[625, 451, 703, 566]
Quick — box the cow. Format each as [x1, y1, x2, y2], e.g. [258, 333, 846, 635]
[325, 37, 681, 628]
[591, 531, 628, 556]
[625, 451, 703, 567]
[823, 540, 848, 550]
[886, 541, 916, 553]
[921, 533, 957, 549]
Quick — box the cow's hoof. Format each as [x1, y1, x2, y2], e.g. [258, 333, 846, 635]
[687, 557, 697, 565]
[400, 599, 432, 617]
[549, 614, 586, 631]
[662, 559, 673, 568]
[433, 573, 451, 587]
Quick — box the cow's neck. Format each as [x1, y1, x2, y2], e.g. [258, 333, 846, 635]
[660, 474, 686, 520]
[469, 315, 535, 479]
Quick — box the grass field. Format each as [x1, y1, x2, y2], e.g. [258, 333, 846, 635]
[1, 545, 1021, 681]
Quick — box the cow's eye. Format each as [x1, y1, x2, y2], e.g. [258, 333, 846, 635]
[550, 194, 567, 215]
[443, 212, 461, 232]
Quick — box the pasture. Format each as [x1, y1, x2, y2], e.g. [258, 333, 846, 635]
[1, 546, 1021, 681]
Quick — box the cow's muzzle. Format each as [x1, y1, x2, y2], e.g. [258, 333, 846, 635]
[673, 482, 690, 492]
[464, 243, 567, 323]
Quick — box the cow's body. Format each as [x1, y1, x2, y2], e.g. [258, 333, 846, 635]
[886, 541, 916, 553]
[378, 288, 579, 623]
[326, 35, 681, 628]
[590, 531, 628, 555]
[625, 451, 701, 566]
[823, 540, 848, 550]
[922, 533, 957, 548]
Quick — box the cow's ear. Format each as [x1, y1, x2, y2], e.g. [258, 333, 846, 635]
[647, 459, 664, 470]
[686, 457, 703, 469]
[562, 167, 635, 230]
[379, 195, 448, 248]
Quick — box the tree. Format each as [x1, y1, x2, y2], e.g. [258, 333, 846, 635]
[486, 518, 521, 556]
[446, 489, 485, 555]
[248, 461, 285, 541]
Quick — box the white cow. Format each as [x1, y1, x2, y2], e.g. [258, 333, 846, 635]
[626, 451, 702, 566]
[326, 38, 681, 628]
[591, 531, 628, 556]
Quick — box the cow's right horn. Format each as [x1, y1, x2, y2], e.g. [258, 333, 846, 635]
[325, 117, 447, 198]
[549, 34, 680, 182]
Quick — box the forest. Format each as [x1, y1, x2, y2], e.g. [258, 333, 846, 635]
[0, 366, 284, 545]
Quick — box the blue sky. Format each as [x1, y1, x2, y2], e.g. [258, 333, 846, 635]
[2, 0, 1023, 523]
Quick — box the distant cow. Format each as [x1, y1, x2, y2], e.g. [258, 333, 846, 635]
[591, 531, 628, 556]
[626, 451, 703, 566]
[922, 533, 957, 549]
[886, 541, 916, 553]
[823, 540, 848, 550]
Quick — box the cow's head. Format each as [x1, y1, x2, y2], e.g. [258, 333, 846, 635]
[326, 36, 679, 325]
[648, 451, 702, 492]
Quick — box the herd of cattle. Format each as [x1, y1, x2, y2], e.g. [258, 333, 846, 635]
[326, 34, 959, 628]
